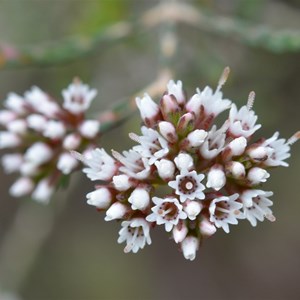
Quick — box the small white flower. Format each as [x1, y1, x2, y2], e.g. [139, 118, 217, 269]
[0, 131, 21, 149]
[62, 80, 97, 114]
[184, 200, 202, 220]
[172, 221, 188, 243]
[9, 177, 34, 197]
[226, 161, 245, 178]
[158, 121, 177, 143]
[86, 188, 112, 209]
[199, 218, 217, 237]
[206, 165, 226, 191]
[228, 104, 261, 138]
[200, 125, 227, 160]
[1, 153, 23, 173]
[146, 197, 187, 232]
[128, 188, 150, 210]
[174, 152, 194, 171]
[63, 133, 81, 150]
[113, 174, 132, 191]
[118, 218, 151, 253]
[135, 93, 160, 125]
[7, 119, 27, 134]
[240, 190, 275, 226]
[105, 202, 128, 221]
[113, 149, 150, 180]
[4, 93, 26, 114]
[57, 152, 79, 174]
[155, 159, 175, 180]
[27, 114, 48, 132]
[261, 132, 291, 167]
[168, 169, 205, 202]
[75, 148, 116, 181]
[31, 178, 54, 204]
[227, 136, 247, 156]
[186, 129, 207, 148]
[24, 142, 53, 166]
[131, 126, 169, 165]
[79, 120, 100, 139]
[247, 167, 270, 184]
[209, 194, 244, 233]
[167, 80, 185, 104]
[43, 120, 66, 139]
[181, 236, 199, 261]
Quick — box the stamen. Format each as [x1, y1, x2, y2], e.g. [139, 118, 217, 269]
[129, 132, 141, 143]
[70, 150, 85, 163]
[216, 66, 230, 92]
[265, 214, 276, 222]
[287, 131, 300, 145]
[247, 91, 255, 110]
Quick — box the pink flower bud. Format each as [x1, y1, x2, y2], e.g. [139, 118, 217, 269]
[158, 121, 177, 143]
[200, 219, 217, 237]
[172, 222, 188, 243]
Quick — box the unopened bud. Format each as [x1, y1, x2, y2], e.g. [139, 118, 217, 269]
[32, 179, 54, 204]
[227, 136, 247, 156]
[226, 161, 245, 178]
[63, 133, 81, 150]
[186, 129, 207, 148]
[0, 132, 21, 149]
[128, 188, 150, 210]
[184, 201, 202, 220]
[79, 120, 100, 138]
[200, 219, 217, 237]
[9, 177, 34, 197]
[247, 167, 270, 184]
[113, 174, 132, 191]
[206, 165, 226, 191]
[158, 121, 177, 143]
[176, 112, 195, 135]
[247, 146, 268, 162]
[136, 93, 160, 126]
[174, 153, 194, 171]
[43, 120, 66, 139]
[7, 119, 27, 134]
[105, 202, 128, 221]
[155, 159, 175, 180]
[57, 152, 79, 174]
[86, 188, 112, 209]
[172, 222, 188, 243]
[167, 80, 185, 104]
[181, 236, 199, 261]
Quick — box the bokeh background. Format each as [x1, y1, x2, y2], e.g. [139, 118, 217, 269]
[0, 0, 300, 299]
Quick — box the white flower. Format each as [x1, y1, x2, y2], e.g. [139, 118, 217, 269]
[240, 190, 275, 226]
[247, 146, 268, 162]
[43, 120, 66, 139]
[172, 221, 188, 243]
[184, 200, 202, 220]
[261, 132, 290, 167]
[1, 153, 23, 173]
[113, 149, 150, 180]
[0, 131, 21, 149]
[158, 121, 177, 143]
[174, 153, 194, 171]
[75, 148, 116, 181]
[79, 120, 100, 138]
[86, 188, 112, 209]
[62, 80, 97, 114]
[228, 104, 261, 138]
[206, 165, 226, 191]
[146, 197, 187, 232]
[130, 126, 169, 165]
[57, 152, 79, 174]
[135, 93, 160, 125]
[247, 167, 270, 184]
[128, 188, 150, 210]
[24, 142, 53, 166]
[168, 169, 205, 202]
[186, 129, 207, 148]
[209, 194, 244, 233]
[9, 177, 34, 197]
[113, 174, 132, 191]
[118, 218, 151, 253]
[7, 119, 27, 134]
[31, 178, 54, 204]
[200, 125, 227, 159]
[181, 236, 199, 261]
[154, 159, 175, 180]
[27, 114, 47, 132]
[63, 133, 81, 150]
[199, 218, 217, 237]
[4, 93, 26, 114]
[167, 80, 185, 104]
[104, 202, 128, 221]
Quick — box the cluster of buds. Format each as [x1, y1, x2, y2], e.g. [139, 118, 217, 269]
[76, 68, 299, 261]
[0, 79, 100, 203]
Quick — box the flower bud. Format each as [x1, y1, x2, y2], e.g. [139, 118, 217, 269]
[186, 129, 207, 148]
[172, 222, 188, 243]
[155, 159, 175, 180]
[184, 201, 202, 220]
[104, 202, 128, 221]
[248, 167, 270, 184]
[0, 132, 21, 149]
[199, 218, 217, 237]
[43, 120, 66, 139]
[24, 142, 53, 165]
[226, 161, 245, 178]
[186, 94, 201, 115]
[174, 153, 194, 171]
[7, 119, 27, 134]
[128, 188, 150, 210]
[86, 188, 112, 209]
[227, 136, 247, 156]
[181, 236, 199, 261]
[206, 165, 226, 191]
[79, 120, 100, 138]
[5, 93, 26, 114]
[113, 174, 132, 191]
[20, 162, 39, 176]
[167, 80, 185, 104]
[1, 153, 23, 173]
[0, 110, 16, 125]
[176, 112, 195, 135]
[247, 146, 268, 162]
[27, 114, 47, 132]
[57, 152, 79, 174]
[9, 177, 34, 197]
[158, 121, 177, 143]
[32, 179, 54, 204]
[63, 133, 81, 150]
[160, 94, 180, 121]
[136, 93, 160, 126]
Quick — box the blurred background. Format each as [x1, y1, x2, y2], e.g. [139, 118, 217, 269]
[0, 0, 300, 299]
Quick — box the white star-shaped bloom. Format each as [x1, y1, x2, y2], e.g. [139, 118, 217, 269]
[168, 169, 205, 202]
[146, 197, 187, 232]
[209, 194, 244, 233]
[118, 218, 152, 253]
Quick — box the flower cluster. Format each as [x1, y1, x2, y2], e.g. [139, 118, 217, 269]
[77, 68, 299, 260]
[0, 79, 100, 203]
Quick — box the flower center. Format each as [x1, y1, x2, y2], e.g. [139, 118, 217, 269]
[185, 182, 193, 190]
[179, 176, 197, 194]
